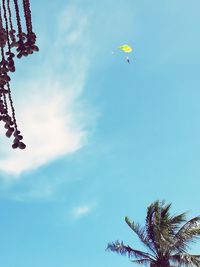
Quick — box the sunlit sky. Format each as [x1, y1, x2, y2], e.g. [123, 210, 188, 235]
[0, 0, 200, 267]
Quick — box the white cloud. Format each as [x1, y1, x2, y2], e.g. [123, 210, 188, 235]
[0, 4, 94, 176]
[71, 203, 96, 219]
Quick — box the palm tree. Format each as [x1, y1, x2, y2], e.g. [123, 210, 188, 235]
[107, 200, 200, 267]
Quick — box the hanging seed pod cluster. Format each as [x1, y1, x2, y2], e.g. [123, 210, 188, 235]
[0, 0, 38, 149]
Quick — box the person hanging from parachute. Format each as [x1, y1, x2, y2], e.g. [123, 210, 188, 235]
[118, 44, 133, 63]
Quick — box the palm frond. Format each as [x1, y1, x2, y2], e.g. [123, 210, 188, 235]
[170, 216, 200, 253]
[161, 203, 171, 219]
[170, 253, 200, 267]
[169, 213, 187, 225]
[168, 213, 187, 232]
[106, 241, 153, 260]
[145, 201, 159, 252]
[145, 200, 174, 254]
[125, 216, 156, 255]
[131, 258, 152, 266]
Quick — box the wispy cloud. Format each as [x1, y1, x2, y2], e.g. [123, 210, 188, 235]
[71, 202, 97, 220]
[2, 176, 63, 202]
[0, 4, 94, 176]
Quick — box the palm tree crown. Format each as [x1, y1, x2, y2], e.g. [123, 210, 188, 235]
[107, 200, 200, 267]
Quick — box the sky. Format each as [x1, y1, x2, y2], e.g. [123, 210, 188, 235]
[0, 0, 200, 267]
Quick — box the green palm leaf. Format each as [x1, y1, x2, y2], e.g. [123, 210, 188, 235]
[170, 254, 200, 267]
[107, 241, 153, 260]
[170, 216, 200, 253]
[125, 216, 156, 255]
[131, 258, 152, 266]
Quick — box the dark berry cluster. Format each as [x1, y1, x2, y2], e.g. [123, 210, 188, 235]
[15, 31, 39, 58]
[0, 0, 38, 149]
[0, 58, 26, 149]
[0, 27, 7, 47]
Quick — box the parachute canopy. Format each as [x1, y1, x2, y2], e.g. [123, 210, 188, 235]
[118, 44, 133, 53]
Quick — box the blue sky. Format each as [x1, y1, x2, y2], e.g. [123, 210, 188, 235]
[0, 0, 200, 267]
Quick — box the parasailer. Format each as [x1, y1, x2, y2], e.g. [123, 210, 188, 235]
[118, 44, 133, 63]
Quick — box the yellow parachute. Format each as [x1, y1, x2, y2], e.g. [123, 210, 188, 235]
[118, 44, 133, 53]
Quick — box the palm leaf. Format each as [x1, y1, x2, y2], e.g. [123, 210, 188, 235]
[131, 258, 152, 266]
[145, 201, 159, 252]
[125, 216, 156, 255]
[170, 216, 200, 253]
[170, 253, 200, 267]
[169, 213, 187, 230]
[107, 241, 153, 260]
[145, 200, 173, 254]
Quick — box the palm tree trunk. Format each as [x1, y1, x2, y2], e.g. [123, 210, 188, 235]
[156, 259, 170, 267]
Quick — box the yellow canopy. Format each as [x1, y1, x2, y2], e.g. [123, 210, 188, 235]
[118, 44, 133, 53]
